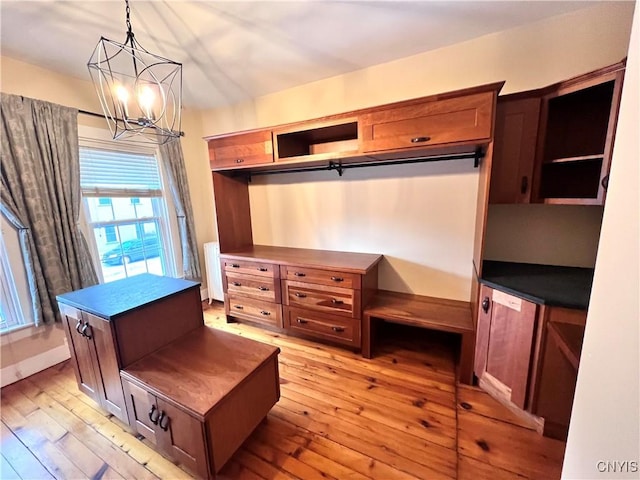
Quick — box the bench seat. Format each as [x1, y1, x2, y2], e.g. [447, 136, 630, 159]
[362, 290, 475, 384]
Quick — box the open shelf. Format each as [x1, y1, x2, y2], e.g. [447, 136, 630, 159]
[546, 154, 605, 164]
[539, 157, 603, 199]
[275, 120, 359, 161]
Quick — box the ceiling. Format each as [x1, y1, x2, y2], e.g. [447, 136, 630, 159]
[1, 1, 599, 110]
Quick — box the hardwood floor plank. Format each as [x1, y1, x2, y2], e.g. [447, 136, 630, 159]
[0, 422, 54, 480]
[56, 431, 125, 480]
[457, 384, 539, 430]
[232, 449, 299, 480]
[458, 454, 528, 479]
[457, 407, 565, 479]
[217, 459, 267, 480]
[0, 453, 21, 480]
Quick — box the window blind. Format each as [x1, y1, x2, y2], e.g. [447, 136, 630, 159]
[80, 147, 162, 196]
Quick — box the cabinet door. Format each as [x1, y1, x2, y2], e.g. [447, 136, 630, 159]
[208, 130, 273, 169]
[59, 304, 100, 403]
[156, 398, 209, 480]
[122, 379, 159, 445]
[489, 96, 541, 204]
[84, 312, 127, 423]
[474, 285, 493, 377]
[485, 290, 538, 408]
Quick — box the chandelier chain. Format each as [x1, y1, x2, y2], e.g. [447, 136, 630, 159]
[125, 0, 132, 36]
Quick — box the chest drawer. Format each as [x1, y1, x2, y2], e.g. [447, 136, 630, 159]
[225, 272, 280, 303]
[226, 294, 283, 329]
[223, 259, 277, 278]
[208, 130, 273, 169]
[281, 265, 360, 289]
[284, 306, 360, 348]
[284, 281, 358, 318]
[360, 91, 494, 153]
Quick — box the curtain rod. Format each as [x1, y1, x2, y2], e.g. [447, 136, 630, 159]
[78, 109, 106, 119]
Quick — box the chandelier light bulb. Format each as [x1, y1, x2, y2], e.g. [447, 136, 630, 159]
[115, 84, 130, 117]
[138, 85, 155, 120]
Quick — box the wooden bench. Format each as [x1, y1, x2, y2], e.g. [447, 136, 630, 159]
[362, 290, 476, 384]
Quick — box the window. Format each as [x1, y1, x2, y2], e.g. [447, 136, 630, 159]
[0, 216, 33, 334]
[80, 147, 177, 283]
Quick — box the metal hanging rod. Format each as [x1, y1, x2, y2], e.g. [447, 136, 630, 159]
[244, 148, 484, 179]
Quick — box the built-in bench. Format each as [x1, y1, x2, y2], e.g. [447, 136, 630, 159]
[362, 290, 475, 384]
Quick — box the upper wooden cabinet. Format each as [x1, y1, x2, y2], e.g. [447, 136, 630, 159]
[489, 96, 541, 204]
[359, 91, 495, 154]
[489, 61, 625, 206]
[208, 130, 273, 169]
[205, 82, 503, 175]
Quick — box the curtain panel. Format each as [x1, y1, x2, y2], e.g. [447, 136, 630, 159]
[0, 93, 98, 325]
[159, 140, 201, 280]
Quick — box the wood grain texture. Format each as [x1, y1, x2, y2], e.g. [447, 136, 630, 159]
[212, 172, 253, 252]
[1, 302, 566, 480]
[208, 130, 273, 169]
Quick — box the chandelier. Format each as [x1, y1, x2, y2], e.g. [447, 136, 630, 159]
[87, 0, 183, 144]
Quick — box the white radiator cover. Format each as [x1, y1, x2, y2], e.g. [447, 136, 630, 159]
[204, 242, 224, 303]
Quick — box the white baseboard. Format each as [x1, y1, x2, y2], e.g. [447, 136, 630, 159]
[1, 343, 71, 388]
[200, 287, 208, 302]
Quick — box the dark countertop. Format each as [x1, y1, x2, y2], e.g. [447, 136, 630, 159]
[481, 261, 594, 310]
[56, 274, 200, 320]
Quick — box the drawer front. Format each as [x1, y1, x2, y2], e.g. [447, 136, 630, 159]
[223, 259, 277, 278]
[281, 265, 360, 289]
[285, 307, 360, 347]
[209, 131, 273, 169]
[360, 91, 494, 152]
[225, 272, 279, 303]
[284, 280, 358, 318]
[226, 294, 283, 328]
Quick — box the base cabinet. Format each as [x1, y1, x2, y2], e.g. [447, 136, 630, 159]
[59, 303, 128, 423]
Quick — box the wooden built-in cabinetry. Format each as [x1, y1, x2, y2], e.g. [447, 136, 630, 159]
[474, 284, 586, 440]
[221, 245, 381, 349]
[490, 61, 625, 206]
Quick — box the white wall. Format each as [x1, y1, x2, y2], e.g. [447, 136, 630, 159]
[203, 2, 634, 300]
[562, 2, 640, 478]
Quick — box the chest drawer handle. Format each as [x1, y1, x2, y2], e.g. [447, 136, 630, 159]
[331, 299, 344, 305]
[257, 267, 268, 272]
[148, 405, 160, 425]
[232, 281, 242, 287]
[234, 305, 244, 310]
[332, 326, 345, 333]
[76, 319, 83, 335]
[236, 158, 244, 164]
[481, 297, 490, 314]
[260, 310, 271, 316]
[258, 286, 270, 291]
[330, 276, 344, 282]
[230, 264, 240, 268]
[81, 322, 92, 340]
[296, 318, 308, 324]
[293, 272, 306, 277]
[411, 136, 431, 143]
[294, 292, 307, 298]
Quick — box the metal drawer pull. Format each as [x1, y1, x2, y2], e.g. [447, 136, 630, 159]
[258, 267, 268, 272]
[260, 310, 271, 316]
[234, 305, 244, 310]
[294, 272, 306, 277]
[294, 292, 307, 298]
[296, 318, 308, 324]
[258, 286, 270, 291]
[330, 276, 344, 282]
[331, 299, 344, 305]
[332, 326, 345, 333]
[482, 297, 490, 314]
[410, 136, 431, 143]
[236, 158, 244, 163]
[148, 405, 160, 425]
[230, 263, 240, 268]
[158, 411, 169, 431]
[76, 319, 83, 335]
[232, 282, 242, 287]
[81, 322, 92, 340]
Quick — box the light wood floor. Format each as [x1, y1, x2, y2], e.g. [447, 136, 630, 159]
[1, 302, 566, 479]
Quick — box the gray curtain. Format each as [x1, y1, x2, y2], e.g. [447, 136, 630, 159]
[0, 93, 98, 325]
[159, 140, 201, 280]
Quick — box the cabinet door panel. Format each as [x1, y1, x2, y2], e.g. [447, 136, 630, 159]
[157, 399, 208, 480]
[85, 312, 127, 423]
[486, 292, 537, 408]
[490, 97, 540, 204]
[60, 305, 100, 403]
[122, 379, 159, 445]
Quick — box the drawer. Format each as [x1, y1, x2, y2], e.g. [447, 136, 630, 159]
[284, 280, 358, 319]
[226, 294, 283, 329]
[281, 265, 360, 289]
[223, 259, 277, 278]
[208, 130, 273, 169]
[360, 91, 494, 153]
[285, 306, 361, 348]
[225, 272, 280, 303]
